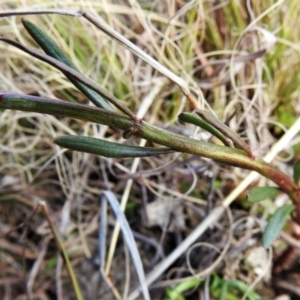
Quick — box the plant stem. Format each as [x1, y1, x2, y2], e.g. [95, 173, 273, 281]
[0, 93, 299, 202]
[135, 121, 300, 202]
[39, 201, 83, 300]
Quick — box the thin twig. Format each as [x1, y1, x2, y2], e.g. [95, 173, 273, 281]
[0, 9, 80, 18]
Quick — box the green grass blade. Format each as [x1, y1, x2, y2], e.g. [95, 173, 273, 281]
[22, 19, 112, 110]
[54, 135, 175, 158]
[172, 278, 202, 295]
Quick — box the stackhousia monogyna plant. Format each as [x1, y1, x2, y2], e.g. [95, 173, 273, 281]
[0, 8, 300, 300]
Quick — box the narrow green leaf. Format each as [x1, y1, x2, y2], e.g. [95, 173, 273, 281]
[219, 281, 229, 300]
[178, 112, 231, 146]
[22, 19, 112, 110]
[0, 38, 136, 119]
[293, 160, 300, 185]
[54, 135, 175, 158]
[247, 186, 281, 202]
[195, 109, 254, 159]
[0, 94, 299, 204]
[263, 204, 294, 248]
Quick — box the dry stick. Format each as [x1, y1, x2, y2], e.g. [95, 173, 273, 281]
[39, 201, 84, 300]
[224, 104, 242, 126]
[0, 38, 136, 120]
[105, 79, 168, 277]
[80, 11, 188, 92]
[193, 49, 266, 75]
[128, 116, 300, 299]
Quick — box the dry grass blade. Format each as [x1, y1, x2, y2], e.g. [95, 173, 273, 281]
[81, 11, 190, 96]
[39, 201, 84, 300]
[0, 9, 80, 18]
[129, 206, 226, 300]
[26, 236, 51, 299]
[101, 191, 150, 300]
[99, 196, 122, 300]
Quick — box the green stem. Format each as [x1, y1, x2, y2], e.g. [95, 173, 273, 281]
[0, 92, 299, 202]
[135, 122, 299, 202]
[0, 93, 132, 129]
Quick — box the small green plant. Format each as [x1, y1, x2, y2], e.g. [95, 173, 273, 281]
[209, 275, 261, 300]
[0, 7, 300, 300]
[1, 9, 299, 240]
[164, 275, 261, 300]
[165, 278, 202, 300]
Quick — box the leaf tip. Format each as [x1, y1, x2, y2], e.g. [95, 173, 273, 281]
[177, 113, 185, 125]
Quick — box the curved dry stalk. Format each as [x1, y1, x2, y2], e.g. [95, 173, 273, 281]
[0, 9, 80, 18]
[39, 201, 84, 300]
